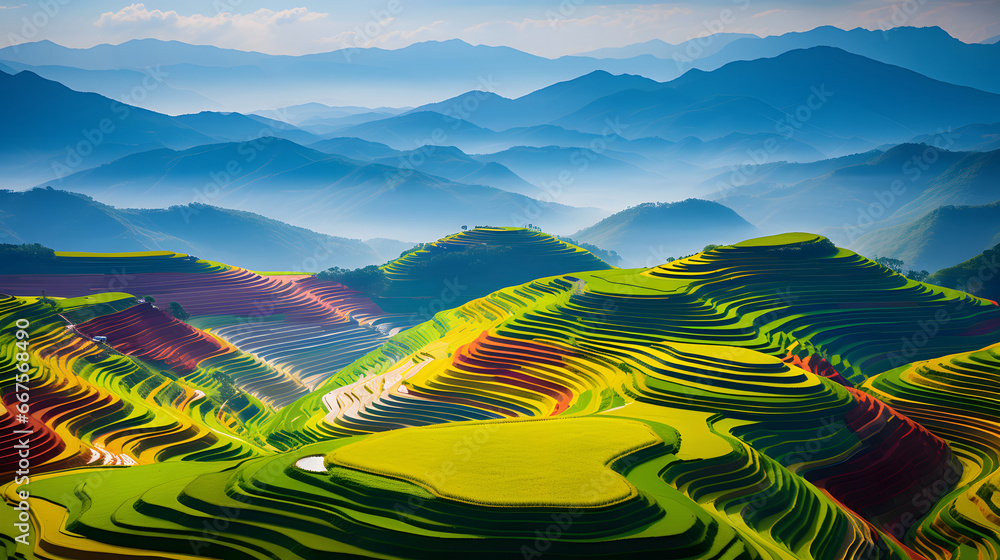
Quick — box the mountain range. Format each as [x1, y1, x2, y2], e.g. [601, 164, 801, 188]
[0, 188, 385, 270]
[0, 69, 320, 187]
[852, 201, 1000, 272]
[3, 28, 1000, 274]
[7, 43, 999, 195]
[684, 26, 1000, 95]
[317, 46, 1000, 160]
[40, 138, 602, 240]
[5, 20, 1000, 560]
[554, 47, 1000, 145]
[0, 38, 677, 112]
[570, 199, 759, 266]
[711, 144, 1000, 247]
[576, 34, 758, 60]
[3, 26, 998, 114]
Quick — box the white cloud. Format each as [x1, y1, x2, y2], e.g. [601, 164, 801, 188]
[451, 6, 711, 57]
[93, 3, 331, 54]
[752, 9, 789, 19]
[320, 19, 448, 49]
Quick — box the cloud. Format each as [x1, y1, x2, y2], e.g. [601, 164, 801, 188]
[320, 19, 448, 49]
[95, 4, 327, 28]
[93, 3, 330, 53]
[752, 9, 788, 19]
[452, 5, 700, 56]
[0, 4, 26, 8]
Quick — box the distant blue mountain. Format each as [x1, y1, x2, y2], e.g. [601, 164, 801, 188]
[557, 47, 1000, 144]
[660, 133, 826, 167]
[3, 26, 995, 113]
[852, 200, 1000, 272]
[477, 145, 670, 208]
[308, 137, 401, 161]
[370, 145, 538, 195]
[0, 38, 276, 70]
[309, 137, 542, 195]
[39, 138, 603, 240]
[570, 199, 759, 266]
[0, 38, 680, 112]
[0, 187, 383, 271]
[0, 59, 222, 114]
[336, 111, 497, 151]
[0, 70, 217, 186]
[690, 26, 1000, 94]
[0, 70, 215, 152]
[360, 46, 993, 157]
[295, 112, 400, 135]
[712, 144, 1000, 245]
[908, 122, 1000, 152]
[174, 111, 322, 145]
[335, 110, 631, 153]
[254, 103, 410, 126]
[0, 70, 331, 188]
[577, 34, 758, 60]
[407, 71, 661, 130]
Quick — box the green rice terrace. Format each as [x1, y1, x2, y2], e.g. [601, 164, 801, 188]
[2, 231, 999, 559]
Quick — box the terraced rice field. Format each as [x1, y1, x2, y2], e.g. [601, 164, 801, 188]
[0, 252, 416, 400]
[2, 232, 999, 559]
[376, 226, 613, 314]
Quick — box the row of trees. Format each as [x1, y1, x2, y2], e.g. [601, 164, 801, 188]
[0, 243, 56, 260]
[874, 257, 929, 281]
[316, 265, 390, 296]
[557, 236, 622, 266]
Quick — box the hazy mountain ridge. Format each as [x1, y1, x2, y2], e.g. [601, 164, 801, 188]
[0, 188, 384, 270]
[714, 144, 1000, 247]
[3, 25, 996, 112]
[39, 138, 604, 240]
[557, 47, 1000, 145]
[4, 28, 1000, 272]
[688, 26, 1000, 94]
[570, 199, 759, 266]
[852, 201, 1000, 272]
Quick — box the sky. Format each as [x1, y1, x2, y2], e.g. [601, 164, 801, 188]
[2, 0, 999, 57]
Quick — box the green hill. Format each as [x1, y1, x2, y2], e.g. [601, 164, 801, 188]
[370, 227, 613, 316]
[926, 240, 1000, 302]
[570, 199, 758, 267]
[0, 188, 381, 271]
[852, 200, 1000, 272]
